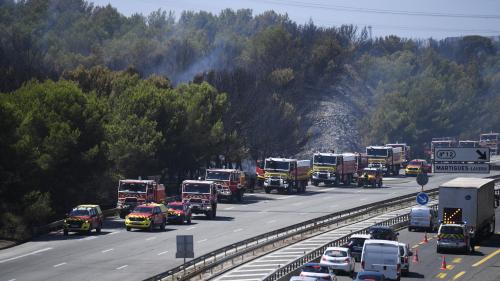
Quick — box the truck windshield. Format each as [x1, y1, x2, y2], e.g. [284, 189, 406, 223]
[265, 160, 290, 170]
[119, 182, 147, 192]
[167, 204, 183, 210]
[366, 148, 388, 157]
[480, 134, 498, 141]
[313, 155, 336, 165]
[206, 171, 230, 181]
[184, 183, 211, 194]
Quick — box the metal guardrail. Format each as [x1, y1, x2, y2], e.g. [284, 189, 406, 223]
[147, 188, 441, 281]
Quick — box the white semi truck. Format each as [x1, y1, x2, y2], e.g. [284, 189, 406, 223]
[437, 177, 496, 253]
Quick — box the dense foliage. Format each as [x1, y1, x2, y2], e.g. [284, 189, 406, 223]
[0, 0, 499, 239]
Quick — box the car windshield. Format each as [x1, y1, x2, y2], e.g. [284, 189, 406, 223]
[206, 171, 230, 181]
[440, 226, 463, 234]
[325, 249, 347, 257]
[364, 170, 377, 175]
[167, 204, 183, 210]
[314, 155, 336, 165]
[132, 207, 153, 213]
[348, 238, 366, 247]
[69, 208, 90, 216]
[409, 161, 422, 166]
[119, 182, 147, 192]
[302, 265, 329, 273]
[183, 183, 211, 193]
[265, 160, 290, 170]
[366, 148, 388, 157]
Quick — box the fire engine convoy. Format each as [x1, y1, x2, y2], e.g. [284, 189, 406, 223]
[479, 132, 499, 156]
[205, 168, 246, 202]
[181, 180, 219, 219]
[310, 153, 356, 186]
[386, 143, 410, 167]
[263, 158, 310, 194]
[366, 145, 404, 176]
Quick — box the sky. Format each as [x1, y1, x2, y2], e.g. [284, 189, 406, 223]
[89, 0, 500, 40]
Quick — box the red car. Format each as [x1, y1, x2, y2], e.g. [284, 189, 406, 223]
[166, 202, 192, 224]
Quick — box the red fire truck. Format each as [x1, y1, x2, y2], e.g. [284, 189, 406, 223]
[205, 169, 246, 202]
[117, 179, 166, 218]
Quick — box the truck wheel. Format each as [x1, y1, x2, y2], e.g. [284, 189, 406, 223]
[334, 177, 340, 187]
[213, 206, 217, 218]
[371, 182, 376, 188]
[265, 187, 271, 194]
[206, 210, 213, 219]
[436, 246, 441, 253]
[148, 222, 154, 232]
[63, 229, 68, 236]
[96, 223, 102, 234]
[237, 190, 243, 202]
[377, 180, 382, 188]
[126, 226, 131, 231]
[312, 180, 318, 186]
[160, 220, 166, 231]
[357, 181, 362, 187]
[287, 186, 293, 194]
[187, 215, 192, 224]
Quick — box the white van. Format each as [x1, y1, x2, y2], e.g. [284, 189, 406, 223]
[408, 206, 438, 232]
[361, 239, 401, 281]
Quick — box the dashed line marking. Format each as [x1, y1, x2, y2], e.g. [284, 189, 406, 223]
[0, 247, 53, 264]
[7, 279, 16, 281]
[116, 265, 128, 270]
[224, 207, 235, 210]
[197, 239, 207, 243]
[451, 271, 466, 280]
[186, 226, 196, 230]
[53, 262, 66, 268]
[83, 236, 97, 241]
[233, 228, 243, 232]
[472, 249, 500, 267]
[357, 190, 363, 193]
[102, 248, 114, 253]
[108, 231, 120, 235]
[292, 202, 303, 206]
[146, 237, 156, 241]
[452, 258, 462, 263]
[359, 198, 367, 201]
[436, 272, 447, 279]
[157, 251, 169, 256]
[446, 264, 455, 270]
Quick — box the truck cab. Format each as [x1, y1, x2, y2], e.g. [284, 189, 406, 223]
[182, 180, 218, 219]
[205, 169, 245, 202]
[311, 153, 356, 187]
[263, 158, 309, 194]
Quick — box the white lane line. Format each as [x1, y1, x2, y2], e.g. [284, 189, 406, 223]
[224, 207, 235, 210]
[292, 202, 303, 206]
[186, 226, 196, 230]
[357, 190, 363, 193]
[108, 231, 120, 235]
[197, 239, 208, 243]
[233, 228, 243, 232]
[7, 279, 16, 281]
[359, 198, 367, 201]
[266, 220, 276, 224]
[146, 237, 157, 241]
[0, 247, 53, 264]
[157, 251, 169, 256]
[318, 188, 330, 191]
[53, 262, 67, 268]
[83, 236, 97, 240]
[276, 195, 297, 200]
[102, 248, 114, 253]
[391, 192, 396, 195]
[116, 265, 128, 270]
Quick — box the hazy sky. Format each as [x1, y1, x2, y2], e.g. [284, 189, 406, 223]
[90, 0, 500, 39]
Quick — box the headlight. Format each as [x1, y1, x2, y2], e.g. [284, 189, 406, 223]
[64, 219, 67, 223]
[85, 220, 89, 224]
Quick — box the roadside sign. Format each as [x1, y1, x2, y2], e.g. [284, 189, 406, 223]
[433, 163, 490, 174]
[434, 147, 490, 162]
[416, 173, 429, 186]
[416, 192, 429, 205]
[176, 235, 194, 260]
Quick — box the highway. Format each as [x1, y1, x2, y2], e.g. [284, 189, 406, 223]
[332, 208, 500, 281]
[0, 172, 497, 281]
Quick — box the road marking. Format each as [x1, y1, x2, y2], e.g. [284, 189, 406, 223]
[83, 236, 97, 241]
[108, 231, 120, 235]
[292, 202, 303, 206]
[452, 258, 462, 263]
[233, 228, 243, 232]
[446, 264, 455, 270]
[116, 265, 128, 270]
[451, 271, 466, 280]
[267, 220, 276, 224]
[186, 226, 196, 230]
[357, 190, 363, 193]
[474, 246, 480, 251]
[359, 198, 367, 201]
[53, 262, 66, 268]
[224, 207, 235, 210]
[7, 279, 16, 281]
[436, 272, 447, 279]
[102, 248, 114, 253]
[146, 237, 156, 241]
[391, 192, 396, 195]
[197, 239, 207, 243]
[0, 247, 53, 264]
[318, 188, 330, 192]
[472, 249, 500, 267]
[158, 251, 169, 256]
[411, 245, 419, 249]
[277, 195, 297, 200]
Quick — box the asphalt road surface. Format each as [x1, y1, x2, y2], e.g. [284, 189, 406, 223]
[333, 208, 500, 281]
[0, 172, 497, 281]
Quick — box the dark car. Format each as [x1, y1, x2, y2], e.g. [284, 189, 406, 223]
[354, 271, 385, 281]
[347, 234, 371, 261]
[368, 226, 398, 241]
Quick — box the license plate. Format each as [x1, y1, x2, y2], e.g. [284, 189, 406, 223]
[70, 224, 79, 228]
